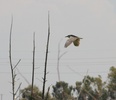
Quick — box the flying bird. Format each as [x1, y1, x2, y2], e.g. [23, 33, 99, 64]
[64, 35, 83, 48]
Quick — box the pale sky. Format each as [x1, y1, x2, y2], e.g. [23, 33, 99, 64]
[0, 0, 116, 99]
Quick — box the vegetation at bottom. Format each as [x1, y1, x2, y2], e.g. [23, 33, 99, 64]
[19, 66, 116, 100]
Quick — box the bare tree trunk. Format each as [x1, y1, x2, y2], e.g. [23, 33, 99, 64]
[9, 15, 15, 100]
[31, 33, 35, 100]
[42, 11, 51, 100]
[9, 15, 21, 100]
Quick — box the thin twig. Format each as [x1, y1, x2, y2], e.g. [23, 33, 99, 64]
[13, 59, 21, 69]
[57, 39, 67, 81]
[16, 68, 30, 85]
[15, 83, 22, 96]
[67, 65, 82, 76]
[59, 51, 67, 59]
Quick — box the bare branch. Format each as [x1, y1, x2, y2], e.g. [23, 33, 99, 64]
[9, 15, 21, 100]
[67, 65, 82, 76]
[15, 83, 22, 96]
[57, 39, 67, 81]
[9, 15, 13, 69]
[9, 15, 15, 100]
[31, 32, 36, 99]
[16, 68, 30, 85]
[13, 59, 21, 69]
[42, 11, 51, 99]
[59, 51, 67, 59]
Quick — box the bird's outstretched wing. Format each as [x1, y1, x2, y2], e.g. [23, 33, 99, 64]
[64, 37, 77, 48]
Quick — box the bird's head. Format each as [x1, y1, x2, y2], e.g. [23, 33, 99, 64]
[65, 35, 76, 38]
[65, 35, 83, 39]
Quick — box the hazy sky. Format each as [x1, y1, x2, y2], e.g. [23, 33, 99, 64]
[0, 0, 116, 99]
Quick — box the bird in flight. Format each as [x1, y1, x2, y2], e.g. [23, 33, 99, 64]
[64, 35, 83, 48]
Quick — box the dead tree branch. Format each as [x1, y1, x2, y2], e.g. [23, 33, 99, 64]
[57, 39, 67, 81]
[16, 68, 30, 85]
[9, 15, 15, 100]
[31, 32, 36, 100]
[42, 11, 51, 100]
[13, 59, 21, 69]
[9, 16, 21, 100]
[15, 82, 22, 96]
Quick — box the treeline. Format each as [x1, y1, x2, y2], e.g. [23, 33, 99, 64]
[19, 66, 116, 100]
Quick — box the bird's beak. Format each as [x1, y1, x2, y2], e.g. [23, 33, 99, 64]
[65, 36, 68, 37]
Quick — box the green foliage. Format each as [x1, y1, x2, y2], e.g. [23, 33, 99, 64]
[108, 66, 116, 89]
[20, 85, 53, 100]
[107, 66, 116, 99]
[75, 81, 82, 93]
[19, 66, 116, 100]
[75, 75, 108, 100]
[52, 81, 73, 100]
[20, 85, 42, 100]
